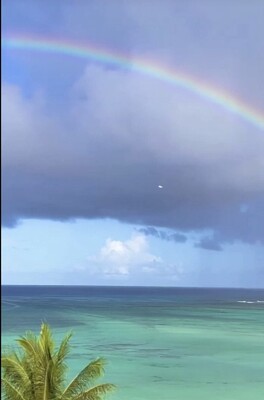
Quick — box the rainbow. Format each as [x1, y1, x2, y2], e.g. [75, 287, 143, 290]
[2, 33, 264, 130]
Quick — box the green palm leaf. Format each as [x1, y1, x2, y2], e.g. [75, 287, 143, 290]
[2, 324, 115, 400]
[43, 359, 52, 400]
[56, 332, 72, 365]
[16, 334, 40, 361]
[62, 358, 107, 397]
[72, 383, 116, 400]
[1, 357, 30, 387]
[39, 323, 54, 360]
[1, 378, 27, 400]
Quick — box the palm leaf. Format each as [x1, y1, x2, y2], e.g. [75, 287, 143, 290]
[56, 332, 72, 365]
[50, 332, 72, 391]
[39, 323, 54, 359]
[1, 357, 30, 387]
[43, 359, 52, 400]
[16, 335, 39, 361]
[62, 358, 107, 397]
[2, 324, 115, 400]
[16, 328, 52, 399]
[1, 378, 27, 400]
[72, 383, 116, 400]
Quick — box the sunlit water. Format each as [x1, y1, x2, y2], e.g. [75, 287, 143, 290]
[2, 286, 264, 400]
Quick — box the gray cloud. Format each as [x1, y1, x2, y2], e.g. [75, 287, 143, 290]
[195, 236, 223, 252]
[3, 1, 264, 104]
[2, 1, 264, 249]
[138, 227, 187, 243]
[2, 66, 264, 248]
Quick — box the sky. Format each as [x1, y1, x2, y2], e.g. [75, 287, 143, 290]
[2, 0, 264, 287]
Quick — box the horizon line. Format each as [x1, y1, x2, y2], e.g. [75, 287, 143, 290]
[2, 284, 264, 290]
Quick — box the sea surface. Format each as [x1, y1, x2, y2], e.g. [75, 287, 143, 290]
[2, 286, 264, 400]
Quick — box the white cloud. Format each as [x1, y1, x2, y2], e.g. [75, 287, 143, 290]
[87, 233, 183, 281]
[89, 234, 160, 276]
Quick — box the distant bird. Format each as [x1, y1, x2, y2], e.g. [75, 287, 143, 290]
[158, 185, 163, 189]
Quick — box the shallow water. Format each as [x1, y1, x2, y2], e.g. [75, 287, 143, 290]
[2, 286, 264, 400]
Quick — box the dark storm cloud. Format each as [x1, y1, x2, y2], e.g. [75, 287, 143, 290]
[2, 68, 264, 248]
[2, 1, 264, 249]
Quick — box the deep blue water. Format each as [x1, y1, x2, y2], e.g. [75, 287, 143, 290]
[2, 284, 264, 301]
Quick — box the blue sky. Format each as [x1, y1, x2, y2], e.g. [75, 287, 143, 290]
[2, 0, 264, 287]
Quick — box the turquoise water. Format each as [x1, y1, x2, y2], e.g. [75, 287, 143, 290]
[2, 286, 264, 399]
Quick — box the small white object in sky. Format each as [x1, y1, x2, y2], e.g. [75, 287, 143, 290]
[158, 185, 163, 189]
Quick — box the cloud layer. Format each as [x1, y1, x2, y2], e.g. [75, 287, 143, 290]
[2, 61, 264, 247]
[2, 1, 264, 250]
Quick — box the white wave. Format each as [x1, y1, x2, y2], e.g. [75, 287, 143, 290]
[237, 300, 264, 304]
[2, 300, 20, 308]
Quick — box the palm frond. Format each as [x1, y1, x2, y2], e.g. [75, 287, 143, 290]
[1, 357, 31, 387]
[2, 324, 115, 400]
[1, 378, 27, 400]
[56, 332, 72, 365]
[50, 332, 72, 390]
[43, 359, 52, 400]
[72, 383, 116, 400]
[16, 334, 39, 361]
[62, 358, 107, 397]
[39, 323, 54, 359]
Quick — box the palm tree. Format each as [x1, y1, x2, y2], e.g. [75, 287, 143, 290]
[1, 323, 116, 400]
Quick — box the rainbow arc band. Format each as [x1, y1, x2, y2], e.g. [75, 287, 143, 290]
[2, 34, 264, 131]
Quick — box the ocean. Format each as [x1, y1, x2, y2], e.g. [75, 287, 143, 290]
[2, 286, 264, 399]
